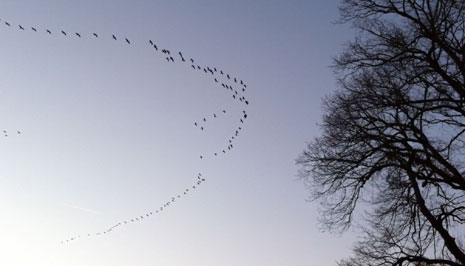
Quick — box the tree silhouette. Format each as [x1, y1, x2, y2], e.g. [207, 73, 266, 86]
[297, 1, 465, 265]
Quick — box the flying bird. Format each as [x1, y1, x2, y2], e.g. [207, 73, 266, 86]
[125, 38, 130, 44]
[149, 40, 153, 45]
[5, 22, 10, 26]
[112, 34, 117, 40]
[93, 33, 98, 38]
[46, 29, 51, 34]
[31, 27, 37, 32]
[18, 25, 24, 30]
[61, 30, 67, 35]
[75, 32, 81, 37]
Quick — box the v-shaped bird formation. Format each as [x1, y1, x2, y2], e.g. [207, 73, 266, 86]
[0, 16, 250, 244]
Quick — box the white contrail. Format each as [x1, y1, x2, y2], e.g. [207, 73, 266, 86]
[59, 202, 101, 215]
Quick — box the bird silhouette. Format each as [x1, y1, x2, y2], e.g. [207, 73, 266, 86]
[61, 30, 67, 36]
[149, 40, 153, 45]
[18, 25, 24, 30]
[5, 22, 10, 26]
[75, 32, 81, 37]
[112, 34, 117, 40]
[93, 33, 98, 38]
[125, 38, 130, 44]
[154, 44, 158, 50]
[31, 27, 37, 32]
[46, 29, 51, 34]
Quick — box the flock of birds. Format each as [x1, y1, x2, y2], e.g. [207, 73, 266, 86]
[0, 17, 251, 243]
[62, 173, 206, 243]
[2, 130, 21, 137]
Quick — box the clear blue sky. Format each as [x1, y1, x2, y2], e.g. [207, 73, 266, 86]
[0, 1, 356, 265]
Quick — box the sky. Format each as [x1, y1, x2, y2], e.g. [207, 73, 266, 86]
[0, 1, 357, 265]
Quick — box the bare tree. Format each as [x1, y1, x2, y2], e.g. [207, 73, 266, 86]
[297, 1, 465, 265]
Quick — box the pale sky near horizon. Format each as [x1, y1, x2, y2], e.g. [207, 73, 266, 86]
[0, 1, 357, 265]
